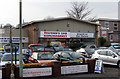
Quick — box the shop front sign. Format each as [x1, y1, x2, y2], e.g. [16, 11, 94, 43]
[40, 31, 70, 38]
[70, 32, 94, 38]
[0, 37, 28, 43]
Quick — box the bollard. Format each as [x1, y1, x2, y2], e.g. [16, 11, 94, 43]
[52, 61, 61, 77]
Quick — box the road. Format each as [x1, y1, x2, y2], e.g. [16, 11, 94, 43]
[24, 64, 120, 79]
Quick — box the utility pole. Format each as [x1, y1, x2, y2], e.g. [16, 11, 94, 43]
[19, 0, 23, 78]
[10, 25, 14, 79]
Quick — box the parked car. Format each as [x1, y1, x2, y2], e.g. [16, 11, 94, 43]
[63, 48, 73, 51]
[28, 52, 57, 66]
[99, 47, 108, 49]
[85, 48, 95, 58]
[108, 43, 120, 52]
[0, 53, 25, 65]
[28, 44, 45, 53]
[80, 44, 98, 50]
[46, 44, 64, 52]
[44, 47, 55, 55]
[76, 44, 98, 58]
[91, 49, 120, 67]
[53, 51, 88, 63]
[76, 48, 88, 57]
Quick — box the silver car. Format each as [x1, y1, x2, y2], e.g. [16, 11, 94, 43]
[91, 49, 120, 67]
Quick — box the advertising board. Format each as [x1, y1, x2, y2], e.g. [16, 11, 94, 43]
[94, 60, 103, 73]
[61, 65, 88, 74]
[70, 32, 94, 38]
[23, 67, 52, 77]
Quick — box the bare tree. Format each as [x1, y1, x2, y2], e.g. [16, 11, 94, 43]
[66, 1, 94, 20]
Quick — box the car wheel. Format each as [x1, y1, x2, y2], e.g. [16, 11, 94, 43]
[117, 61, 120, 68]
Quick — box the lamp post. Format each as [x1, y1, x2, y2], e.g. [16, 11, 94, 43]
[10, 25, 14, 79]
[19, 0, 24, 78]
[19, 0, 23, 78]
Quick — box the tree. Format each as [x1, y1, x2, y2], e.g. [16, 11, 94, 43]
[98, 37, 107, 47]
[66, 1, 94, 20]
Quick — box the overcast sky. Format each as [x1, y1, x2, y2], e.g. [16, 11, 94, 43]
[0, 0, 119, 26]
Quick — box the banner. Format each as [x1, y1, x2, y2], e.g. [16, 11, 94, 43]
[70, 32, 94, 38]
[40, 31, 70, 38]
[23, 67, 52, 77]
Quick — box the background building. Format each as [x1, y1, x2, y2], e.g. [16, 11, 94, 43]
[0, 28, 28, 49]
[22, 17, 99, 49]
[93, 18, 120, 43]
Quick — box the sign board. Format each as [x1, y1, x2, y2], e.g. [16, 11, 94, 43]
[0, 37, 28, 43]
[61, 65, 88, 74]
[94, 60, 103, 73]
[101, 31, 107, 37]
[23, 67, 52, 77]
[70, 32, 94, 38]
[40, 31, 70, 38]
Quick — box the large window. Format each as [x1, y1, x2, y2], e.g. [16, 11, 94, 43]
[113, 22, 118, 31]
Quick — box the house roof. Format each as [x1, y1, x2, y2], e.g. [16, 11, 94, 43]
[17, 17, 100, 28]
[93, 18, 120, 22]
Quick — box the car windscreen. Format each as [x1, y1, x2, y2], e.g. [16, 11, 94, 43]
[113, 45, 120, 49]
[31, 45, 44, 52]
[2, 54, 19, 61]
[69, 52, 85, 58]
[38, 54, 55, 60]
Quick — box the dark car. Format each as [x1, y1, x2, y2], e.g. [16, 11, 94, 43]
[53, 51, 88, 63]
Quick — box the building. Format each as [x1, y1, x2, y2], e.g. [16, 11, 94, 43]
[0, 28, 28, 49]
[22, 17, 99, 49]
[93, 18, 120, 43]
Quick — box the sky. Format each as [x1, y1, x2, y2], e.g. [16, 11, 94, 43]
[0, 0, 119, 27]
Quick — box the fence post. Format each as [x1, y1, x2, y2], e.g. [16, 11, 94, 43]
[87, 59, 96, 73]
[52, 61, 61, 76]
[2, 63, 12, 78]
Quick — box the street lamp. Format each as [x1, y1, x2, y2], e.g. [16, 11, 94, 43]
[19, 0, 23, 78]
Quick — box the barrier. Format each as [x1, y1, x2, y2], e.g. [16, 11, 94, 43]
[1, 59, 96, 78]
